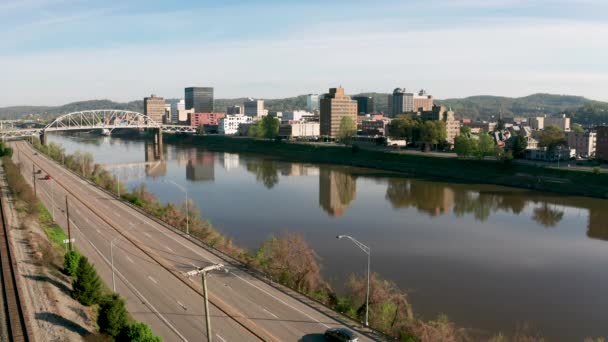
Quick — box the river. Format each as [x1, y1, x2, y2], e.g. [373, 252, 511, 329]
[46, 133, 608, 341]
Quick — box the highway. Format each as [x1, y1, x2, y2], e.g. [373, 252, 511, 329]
[11, 141, 378, 342]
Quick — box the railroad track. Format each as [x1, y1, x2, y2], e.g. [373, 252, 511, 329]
[0, 165, 33, 341]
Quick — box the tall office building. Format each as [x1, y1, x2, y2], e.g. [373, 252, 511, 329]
[414, 89, 434, 111]
[227, 105, 243, 115]
[185, 87, 214, 112]
[320, 87, 358, 138]
[352, 96, 375, 114]
[388, 88, 414, 116]
[143, 94, 166, 124]
[596, 126, 608, 161]
[306, 94, 320, 112]
[244, 98, 265, 117]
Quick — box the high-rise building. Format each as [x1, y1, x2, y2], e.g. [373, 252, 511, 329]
[388, 88, 414, 116]
[164, 104, 171, 124]
[243, 98, 265, 117]
[306, 94, 320, 112]
[545, 114, 571, 131]
[567, 130, 596, 158]
[227, 105, 243, 115]
[171, 99, 186, 123]
[143, 94, 166, 124]
[596, 126, 608, 161]
[352, 96, 375, 114]
[414, 89, 434, 111]
[320, 87, 358, 138]
[185, 87, 214, 112]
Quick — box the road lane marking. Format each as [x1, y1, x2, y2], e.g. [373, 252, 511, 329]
[165, 246, 174, 253]
[65, 220, 188, 341]
[263, 307, 278, 319]
[177, 301, 187, 311]
[216, 334, 227, 342]
[147, 276, 158, 284]
[143, 232, 152, 238]
[125, 255, 134, 263]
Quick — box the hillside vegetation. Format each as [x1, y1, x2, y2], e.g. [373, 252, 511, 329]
[2, 93, 608, 124]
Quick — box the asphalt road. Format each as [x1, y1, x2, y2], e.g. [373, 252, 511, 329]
[11, 141, 378, 342]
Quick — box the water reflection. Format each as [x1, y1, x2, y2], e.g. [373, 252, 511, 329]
[531, 202, 564, 228]
[319, 168, 357, 217]
[144, 141, 167, 177]
[186, 152, 215, 181]
[246, 159, 280, 189]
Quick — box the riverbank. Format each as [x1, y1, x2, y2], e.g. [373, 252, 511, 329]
[163, 134, 608, 199]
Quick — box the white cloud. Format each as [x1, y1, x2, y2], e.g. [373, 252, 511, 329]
[1, 17, 607, 106]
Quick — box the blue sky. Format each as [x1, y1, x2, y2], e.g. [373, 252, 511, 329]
[1, 0, 607, 106]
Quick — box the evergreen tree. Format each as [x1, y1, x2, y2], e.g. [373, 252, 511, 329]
[119, 322, 162, 342]
[98, 294, 129, 337]
[72, 256, 103, 306]
[63, 250, 81, 277]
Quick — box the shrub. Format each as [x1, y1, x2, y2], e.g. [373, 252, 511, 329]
[98, 294, 129, 337]
[72, 256, 103, 306]
[118, 322, 162, 342]
[592, 167, 601, 174]
[63, 250, 81, 277]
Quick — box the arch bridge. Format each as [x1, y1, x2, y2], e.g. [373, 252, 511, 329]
[0, 110, 194, 141]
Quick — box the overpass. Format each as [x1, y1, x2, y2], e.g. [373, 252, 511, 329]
[0, 110, 197, 141]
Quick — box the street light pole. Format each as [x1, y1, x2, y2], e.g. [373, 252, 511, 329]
[185, 264, 225, 341]
[164, 180, 189, 235]
[51, 178, 55, 221]
[337, 234, 371, 327]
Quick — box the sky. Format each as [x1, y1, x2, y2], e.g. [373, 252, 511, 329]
[1, 0, 607, 106]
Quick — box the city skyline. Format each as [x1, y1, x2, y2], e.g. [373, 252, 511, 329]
[2, 0, 608, 106]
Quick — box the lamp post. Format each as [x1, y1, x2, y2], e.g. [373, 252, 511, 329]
[185, 264, 226, 342]
[51, 177, 55, 221]
[164, 179, 189, 235]
[110, 223, 135, 293]
[337, 234, 371, 327]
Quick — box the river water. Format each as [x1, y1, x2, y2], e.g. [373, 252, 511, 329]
[47, 134, 608, 341]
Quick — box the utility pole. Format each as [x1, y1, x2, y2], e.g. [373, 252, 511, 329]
[32, 164, 36, 195]
[185, 264, 226, 341]
[65, 195, 72, 251]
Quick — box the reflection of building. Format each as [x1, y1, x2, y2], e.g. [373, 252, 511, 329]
[219, 153, 240, 171]
[319, 168, 356, 217]
[186, 152, 215, 181]
[385, 179, 455, 217]
[144, 142, 167, 177]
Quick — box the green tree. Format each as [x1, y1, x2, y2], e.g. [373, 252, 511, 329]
[98, 294, 129, 337]
[572, 123, 585, 133]
[337, 116, 357, 144]
[511, 135, 528, 158]
[539, 125, 566, 152]
[387, 115, 422, 142]
[72, 256, 103, 306]
[260, 116, 280, 139]
[454, 136, 478, 158]
[476, 133, 496, 159]
[459, 126, 471, 136]
[420, 121, 446, 150]
[247, 122, 262, 138]
[63, 250, 81, 277]
[118, 322, 162, 342]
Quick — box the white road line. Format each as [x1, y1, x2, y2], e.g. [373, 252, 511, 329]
[143, 232, 152, 238]
[215, 334, 227, 342]
[263, 307, 278, 319]
[95, 229, 101, 234]
[125, 255, 134, 263]
[176, 301, 187, 311]
[66, 221, 188, 341]
[165, 246, 174, 253]
[148, 276, 158, 284]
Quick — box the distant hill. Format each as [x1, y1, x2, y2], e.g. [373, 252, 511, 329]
[2, 93, 607, 124]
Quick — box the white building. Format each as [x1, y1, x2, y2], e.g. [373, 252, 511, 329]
[219, 115, 253, 135]
[306, 94, 319, 112]
[567, 131, 596, 158]
[525, 147, 575, 161]
[545, 114, 571, 131]
[278, 122, 320, 138]
[282, 110, 315, 122]
[171, 99, 186, 123]
[244, 98, 265, 118]
[164, 104, 171, 124]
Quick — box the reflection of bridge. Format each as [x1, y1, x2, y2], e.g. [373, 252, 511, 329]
[104, 161, 167, 181]
[0, 109, 196, 141]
